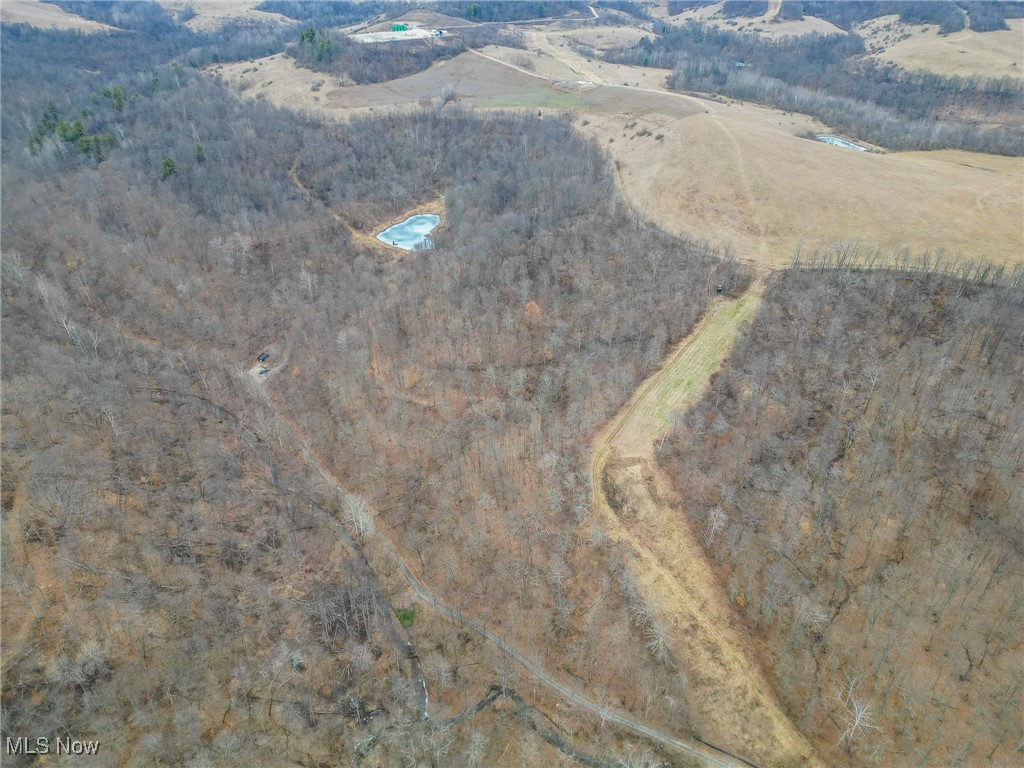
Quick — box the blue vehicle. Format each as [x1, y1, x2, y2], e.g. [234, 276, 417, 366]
[259, 368, 270, 376]
[257, 352, 269, 362]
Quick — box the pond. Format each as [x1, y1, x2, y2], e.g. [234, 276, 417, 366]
[376, 214, 441, 250]
[817, 135, 867, 152]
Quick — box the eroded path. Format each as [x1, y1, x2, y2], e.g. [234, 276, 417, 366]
[591, 283, 822, 767]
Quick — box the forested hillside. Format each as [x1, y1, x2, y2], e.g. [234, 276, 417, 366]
[287, 26, 522, 85]
[659, 265, 1023, 766]
[5, 2, 1021, 766]
[2, 13, 748, 766]
[256, 0, 590, 25]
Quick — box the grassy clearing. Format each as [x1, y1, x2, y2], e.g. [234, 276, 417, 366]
[0, 0, 115, 31]
[580, 106, 1024, 268]
[471, 89, 582, 110]
[859, 15, 1024, 80]
[640, 293, 760, 441]
[649, 1, 845, 39]
[158, 1, 295, 31]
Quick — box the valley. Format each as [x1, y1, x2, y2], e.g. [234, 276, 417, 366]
[2, 2, 1021, 767]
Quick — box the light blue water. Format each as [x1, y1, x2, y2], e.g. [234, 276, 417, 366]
[376, 214, 441, 250]
[817, 135, 867, 151]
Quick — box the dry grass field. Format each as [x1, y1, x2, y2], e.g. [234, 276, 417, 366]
[216, 40, 1023, 269]
[213, 54, 343, 116]
[858, 14, 1024, 80]
[561, 25, 652, 52]
[475, 43, 582, 81]
[0, 0, 115, 32]
[515, 24, 1022, 268]
[322, 52, 561, 111]
[526, 28, 673, 89]
[580, 103, 1024, 267]
[214, 52, 553, 116]
[649, 0, 845, 39]
[214, 49, 691, 117]
[158, 1, 296, 31]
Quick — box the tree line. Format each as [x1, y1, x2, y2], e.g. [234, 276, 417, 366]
[669, 57, 1022, 154]
[258, 0, 591, 25]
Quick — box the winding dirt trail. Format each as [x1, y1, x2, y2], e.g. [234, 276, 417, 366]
[590, 283, 822, 767]
[268, 408, 748, 767]
[282, 39, 812, 763]
[260, 278, 815, 766]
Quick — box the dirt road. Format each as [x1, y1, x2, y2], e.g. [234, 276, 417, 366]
[590, 283, 822, 767]
[272, 41, 815, 765]
[264, 282, 819, 766]
[268, 399, 752, 767]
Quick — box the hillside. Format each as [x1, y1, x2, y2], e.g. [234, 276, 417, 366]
[2, 3, 1022, 767]
[858, 14, 1024, 79]
[658, 265, 1024, 766]
[1, 13, 754, 765]
[0, 0, 116, 32]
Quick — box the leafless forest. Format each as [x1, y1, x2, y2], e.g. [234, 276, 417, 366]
[2, 13, 747, 766]
[660, 265, 1023, 766]
[2, 3, 1022, 767]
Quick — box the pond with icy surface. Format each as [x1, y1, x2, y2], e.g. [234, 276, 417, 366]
[376, 214, 440, 250]
[817, 135, 867, 151]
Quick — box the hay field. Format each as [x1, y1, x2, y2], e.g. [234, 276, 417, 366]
[158, 1, 295, 30]
[649, 0, 845, 39]
[859, 15, 1024, 80]
[581, 100, 1023, 267]
[561, 25, 652, 51]
[0, 0, 115, 32]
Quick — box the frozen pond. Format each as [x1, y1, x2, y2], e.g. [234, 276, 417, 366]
[817, 135, 867, 151]
[377, 214, 440, 250]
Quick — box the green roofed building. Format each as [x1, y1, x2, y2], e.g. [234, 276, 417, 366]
[392, 23, 407, 31]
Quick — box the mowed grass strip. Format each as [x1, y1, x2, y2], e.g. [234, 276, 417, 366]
[471, 89, 583, 110]
[615, 293, 760, 455]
